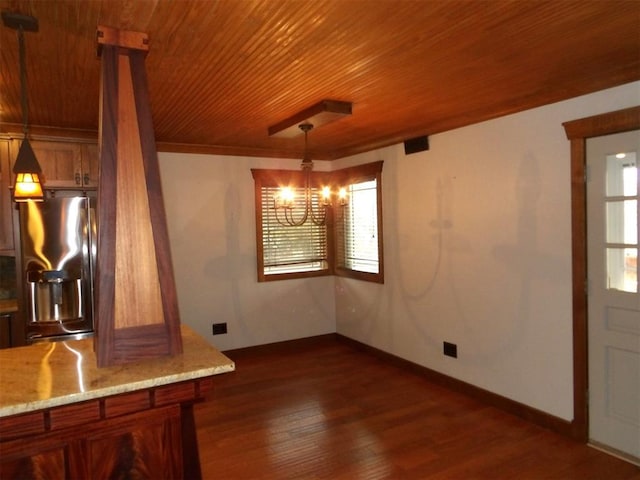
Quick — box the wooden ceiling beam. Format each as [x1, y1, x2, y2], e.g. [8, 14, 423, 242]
[268, 100, 352, 138]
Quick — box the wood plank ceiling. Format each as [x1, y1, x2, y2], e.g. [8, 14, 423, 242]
[1, 0, 639, 160]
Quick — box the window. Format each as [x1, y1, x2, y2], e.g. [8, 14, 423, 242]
[251, 168, 331, 281]
[252, 161, 383, 283]
[261, 184, 328, 276]
[334, 161, 384, 283]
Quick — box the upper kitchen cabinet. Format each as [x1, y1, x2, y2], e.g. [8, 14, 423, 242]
[80, 143, 99, 187]
[0, 138, 15, 254]
[18, 140, 99, 189]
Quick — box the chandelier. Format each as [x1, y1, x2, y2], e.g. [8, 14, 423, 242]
[2, 11, 44, 202]
[273, 123, 346, 227]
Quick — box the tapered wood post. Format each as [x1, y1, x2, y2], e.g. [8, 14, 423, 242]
[94, 26, 182, 367]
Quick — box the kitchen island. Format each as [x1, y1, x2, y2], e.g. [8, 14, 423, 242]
[0, 325, 234, 479]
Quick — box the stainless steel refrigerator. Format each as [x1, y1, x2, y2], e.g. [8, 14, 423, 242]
[19, 192, 96, 342]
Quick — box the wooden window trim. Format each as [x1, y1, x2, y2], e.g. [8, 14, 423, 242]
[251, 161, 384, 283]
[333, 161, 384, 284]
[251, 168, 332, 282]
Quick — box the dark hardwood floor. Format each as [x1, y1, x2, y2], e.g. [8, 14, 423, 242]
[195, 336, 640, 479]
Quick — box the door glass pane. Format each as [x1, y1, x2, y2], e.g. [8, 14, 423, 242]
[607, 247, 637, 293]
[606, 200, 637, 244]
[605, 151, 638, 293]
[606, 154, 637, 196]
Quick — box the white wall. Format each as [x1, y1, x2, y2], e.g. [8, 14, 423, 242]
[158, 81, 638, 420]
[334, 81, 640, 421]
[158, 154, 336, 351]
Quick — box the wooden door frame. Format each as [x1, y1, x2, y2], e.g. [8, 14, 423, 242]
[562, 106, 640, 440]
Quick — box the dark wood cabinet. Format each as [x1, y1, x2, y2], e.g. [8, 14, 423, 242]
[87, 405, 183, 479]
[0, 138, 14, 254]
[1, 405, 181, 479]
[0, 378, 212, 479]
[0, 313, 12, 349]
[1, 435, 69, 479]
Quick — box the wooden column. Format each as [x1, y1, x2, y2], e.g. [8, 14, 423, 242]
[95, 26, 182, 367]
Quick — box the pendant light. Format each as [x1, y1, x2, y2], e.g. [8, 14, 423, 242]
[274, 123, 327, 226]
[2, 11, 44, 202]
[273, 123, 348, 227]
[268, 100, 352, 227]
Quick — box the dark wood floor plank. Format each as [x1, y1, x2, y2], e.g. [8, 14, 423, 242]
[195, 337, 640, 479]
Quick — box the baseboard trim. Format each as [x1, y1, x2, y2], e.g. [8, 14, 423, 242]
[223, 333, 577, 439]
[335, 334, 576, 439]
[222, 333, 338, 358]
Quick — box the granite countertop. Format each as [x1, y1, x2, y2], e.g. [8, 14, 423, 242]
[0, 299, 18, 314]
[0, 325, 235, 417]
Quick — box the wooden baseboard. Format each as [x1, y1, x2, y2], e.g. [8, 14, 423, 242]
[223, 333, 577, 439]
[223, 333, 338, 358]
[335, 334, 577, 439]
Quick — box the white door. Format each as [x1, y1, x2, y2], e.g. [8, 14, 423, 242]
[587, 130, 640, 464]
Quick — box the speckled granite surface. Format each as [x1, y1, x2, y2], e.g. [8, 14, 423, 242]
[0, 325, 235, 417]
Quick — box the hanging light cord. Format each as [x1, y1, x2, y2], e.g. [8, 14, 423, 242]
[18, 24, 29, 137]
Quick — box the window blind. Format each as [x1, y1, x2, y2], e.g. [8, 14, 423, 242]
[261, 185, 328, 275]
[337, 179, 379, 273]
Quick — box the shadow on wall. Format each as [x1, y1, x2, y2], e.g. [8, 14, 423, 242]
[394, 170, 471, 354]
[487, 153, 569, 358]
[201, 183, 335, 347]
[384, 150, 568, 365]
[202, 183, 254, 340]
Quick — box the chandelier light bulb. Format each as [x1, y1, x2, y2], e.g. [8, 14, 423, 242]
[321, 186, 331, 205]
[338, 187, 348, 206]
[279, 187, 295, 208]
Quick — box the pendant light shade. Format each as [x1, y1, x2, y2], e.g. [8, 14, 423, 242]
[2, 11, 44, 202]
[13, 138, 43, 202]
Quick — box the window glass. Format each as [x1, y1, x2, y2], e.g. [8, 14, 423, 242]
[606, 247, 637, 292]
[606, 200, 637, 244]
[606, 155, 637, 196]
[341, 179, 379, 273]
[605, 152, 638, 293]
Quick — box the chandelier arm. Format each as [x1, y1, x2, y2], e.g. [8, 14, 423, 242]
[273, 206, 291, 227]
[308, 180, 326, 225]
[284, 204, 308, 226]
[275, 203, 307, 227]
[273, 197, 309, 227]
[288, 177, 309, 226]
[306, 170, 327, 226]
[280, 167, 314, 227]
[273, 190, 308, 226]
[273, 196, 293, 227]
[310, 211, 327, 226]
[309, 200, 327, 226]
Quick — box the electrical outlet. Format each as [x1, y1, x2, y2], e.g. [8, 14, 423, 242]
[212, 323, 227, 335]
[443, 341, 457, 358]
